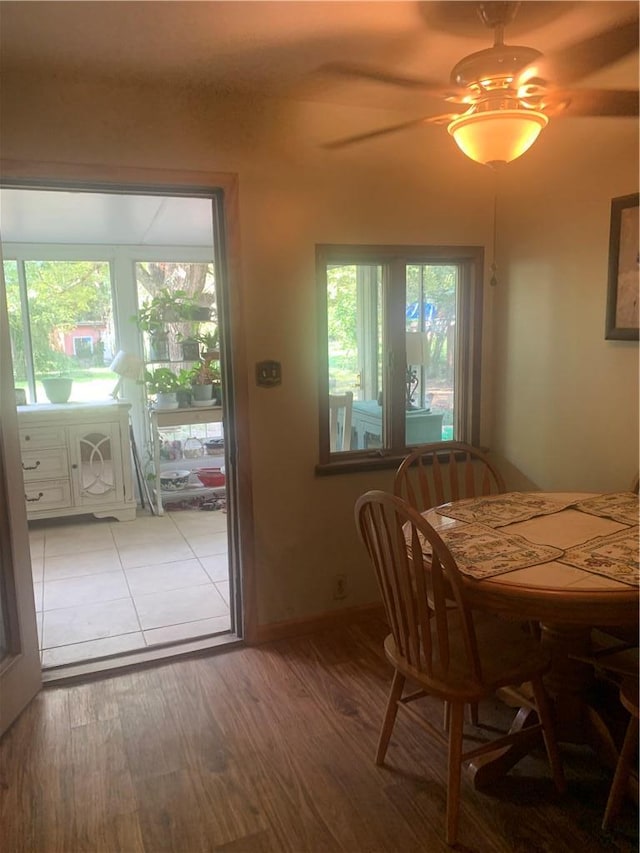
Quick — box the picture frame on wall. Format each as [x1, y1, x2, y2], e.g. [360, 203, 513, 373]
[605, 192, 639, 341]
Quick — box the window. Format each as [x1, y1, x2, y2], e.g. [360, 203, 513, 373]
[317, 244, 483, 470]
[4, 258, 117, 403]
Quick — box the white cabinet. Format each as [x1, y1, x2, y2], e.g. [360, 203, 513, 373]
[18, 402, 137, 522]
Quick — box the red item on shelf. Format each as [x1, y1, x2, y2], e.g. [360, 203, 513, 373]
[195, 467, 226, 487]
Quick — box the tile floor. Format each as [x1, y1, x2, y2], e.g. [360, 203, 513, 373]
[28, 507, 231, 668]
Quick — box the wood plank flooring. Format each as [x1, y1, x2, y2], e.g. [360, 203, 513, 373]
[1, 614, 637, 852]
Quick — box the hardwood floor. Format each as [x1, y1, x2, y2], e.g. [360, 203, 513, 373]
[1, 614, 637, 852]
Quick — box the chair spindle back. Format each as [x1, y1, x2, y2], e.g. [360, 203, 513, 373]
[355, 490, 483, 683]
[394, 441, 505, 512]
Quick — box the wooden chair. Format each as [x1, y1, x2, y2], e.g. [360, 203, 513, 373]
[395, 442, 507, 726]
[394, 440, 506, 512]
[602, 678, 639, 830]
[329, 391, 353, 452]
[355, 490, 566, 846]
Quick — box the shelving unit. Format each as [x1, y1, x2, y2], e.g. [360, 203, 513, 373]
[135, 289, 224, 515]
[150, 404, 225, 516]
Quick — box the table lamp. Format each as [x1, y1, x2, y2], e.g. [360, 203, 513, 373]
[109, 351, 144, 399]
[405, 332, 428, 410]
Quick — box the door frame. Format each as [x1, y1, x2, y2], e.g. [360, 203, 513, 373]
[0, 246, 42, 735]
[0, 159, 257, 652]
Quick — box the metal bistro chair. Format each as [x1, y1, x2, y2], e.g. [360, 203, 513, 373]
[394, 440, 506, 512]
[355, 490, 566, 846]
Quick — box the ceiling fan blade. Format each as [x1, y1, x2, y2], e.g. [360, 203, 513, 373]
[541, 88, 639, 118]
[320, 61, 463, 101]
[323, 113, 461, 150]
[518, 16, 639, 88]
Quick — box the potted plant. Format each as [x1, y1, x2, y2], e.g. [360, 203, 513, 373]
[144, 367, 180, 409]
[40, 373, 74, 404]
[134, 289, 212, 360]
[195, 329, 219, 363]
[134, 296, 169, 360]
[176, 332, 202, 362]
[38, 352, 75, 403]
[176, 368, 194, 408]
[209, 361, 222, 405]
[189, 361, 217, 404]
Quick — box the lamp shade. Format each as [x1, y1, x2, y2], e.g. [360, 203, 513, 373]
[109, 350, 143, 380]
[406, 332, 429, 366]
[447, 109, 548, 167]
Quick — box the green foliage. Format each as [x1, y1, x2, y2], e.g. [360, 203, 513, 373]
[37, 352, 76, 377]
[188, 361, 220, 385]
[133, 287, 199, 332]
[325, 261, 458, 393]
[5, 259, 111, 380]
[327, 264, 358, 357]
[144, 367, 180, 394]
[195, 329, 219, 351]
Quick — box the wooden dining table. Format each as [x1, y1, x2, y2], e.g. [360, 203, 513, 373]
[422, 490, 639, 788]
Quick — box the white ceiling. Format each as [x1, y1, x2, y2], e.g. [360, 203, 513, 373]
[0, 190, 215, 247]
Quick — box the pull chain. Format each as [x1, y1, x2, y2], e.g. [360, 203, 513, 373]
[490, 187, 498, 287]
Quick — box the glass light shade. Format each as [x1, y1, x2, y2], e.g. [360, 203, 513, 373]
[447, 109, 549, 167]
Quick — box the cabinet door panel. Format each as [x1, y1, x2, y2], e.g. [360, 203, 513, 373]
[68, 423, 125, 507]
[21, 447, 69, 481]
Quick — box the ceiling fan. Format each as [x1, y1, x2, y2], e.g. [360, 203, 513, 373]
[322, 1, 639, 167]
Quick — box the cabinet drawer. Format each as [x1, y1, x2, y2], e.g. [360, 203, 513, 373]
[19, 426, 66, 450]
[24, 479, 72, 511]
[21, 447, 69, 481]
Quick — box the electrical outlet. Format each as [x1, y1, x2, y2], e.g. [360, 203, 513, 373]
[333, 573, 347, 600]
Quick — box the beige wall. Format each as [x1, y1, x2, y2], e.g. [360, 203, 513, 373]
[491, 119, 639, 492]
[2, 71, 638, 627]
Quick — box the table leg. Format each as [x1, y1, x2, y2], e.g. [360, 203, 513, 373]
[468, 706, 542, 789]
[539, 623, 594, 741]
[468, 622, 616, 790]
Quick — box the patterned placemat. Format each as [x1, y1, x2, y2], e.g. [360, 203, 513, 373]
[573, 493, 639, 526]
[418, 523, 564, 580]
[559, 526, 639, 587]
[435, 492, 574, 528]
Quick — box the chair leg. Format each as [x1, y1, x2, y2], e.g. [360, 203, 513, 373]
[530, 675, 566, 794]
[602, 715, 639, 830]
[446, 701, 465, 846]
[376, 670, 405, 765]
[446, 701, 478, 728]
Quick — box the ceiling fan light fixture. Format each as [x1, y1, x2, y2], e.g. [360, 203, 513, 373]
[447, 109, 549, 167]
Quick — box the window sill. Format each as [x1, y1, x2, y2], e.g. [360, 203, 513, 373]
[316, 453, 409, 476]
